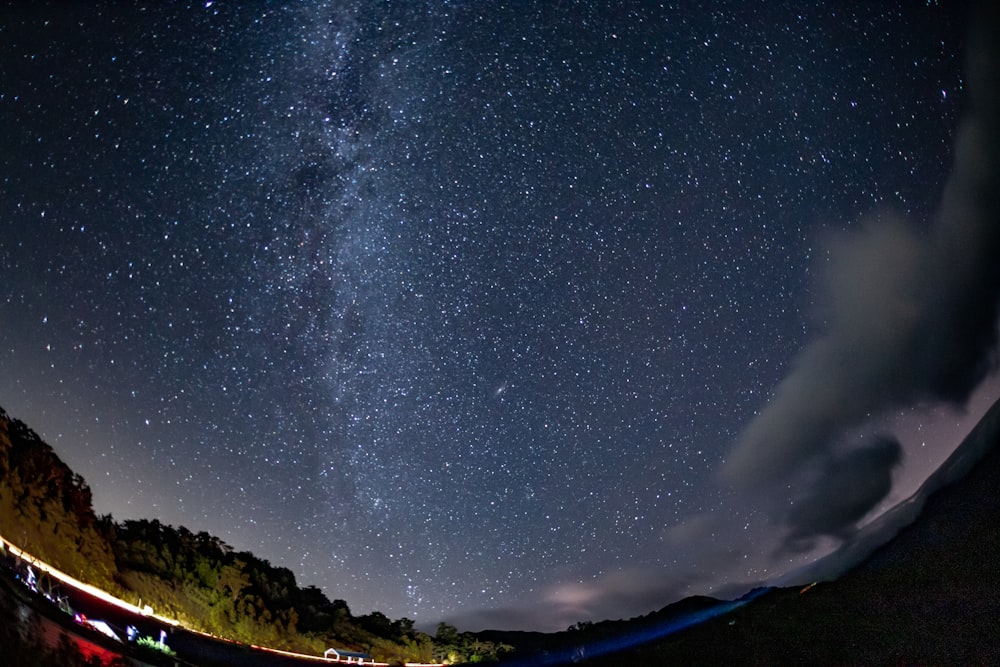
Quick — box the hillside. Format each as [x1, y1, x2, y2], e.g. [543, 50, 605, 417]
[0, 404, 509, 664]
[521, 397, 1000, 665]
[4, 395, 1000, 665]
[0, 407, 118, 591]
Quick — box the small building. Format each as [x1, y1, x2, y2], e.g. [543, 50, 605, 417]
[323, 647, 375, 664]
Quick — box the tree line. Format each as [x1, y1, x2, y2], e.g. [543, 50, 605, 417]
[0, 405, 511, 664]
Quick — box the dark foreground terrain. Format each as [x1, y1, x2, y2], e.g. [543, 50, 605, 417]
[481, 398, 1000, 666]
[4, 395, 1000, 666]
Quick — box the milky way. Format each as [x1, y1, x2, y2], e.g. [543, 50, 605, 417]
[1, 2, 991, 631]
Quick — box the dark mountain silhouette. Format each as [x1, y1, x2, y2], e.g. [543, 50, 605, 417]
[4, 394, 1000, 665]
[474, 594, 726, 658]
[481, 395, 1000, 665]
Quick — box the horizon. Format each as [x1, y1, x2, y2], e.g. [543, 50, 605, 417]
[2, 1, 998, 633]
[2, 387, 998, 635]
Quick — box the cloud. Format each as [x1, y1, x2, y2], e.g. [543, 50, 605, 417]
[450, 510, 769, 632]
[661, 513, 723, 548]
[452, 5, 1000, 633]
[721, 2, 1000, 544]
[720, 217, 925, 495]
[450, 567, 704, 632]
[784, 435, 902, 550]
[451, 553, 749, 632]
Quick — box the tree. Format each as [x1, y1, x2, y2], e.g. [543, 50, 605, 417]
[392, 617, 415, 637]
[435, 622, 460, 645]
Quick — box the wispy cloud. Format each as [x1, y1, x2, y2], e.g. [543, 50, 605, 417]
[455, 4, 1000, 634]
[721, 1, 1000, 549]
[451, 564, 731, 632]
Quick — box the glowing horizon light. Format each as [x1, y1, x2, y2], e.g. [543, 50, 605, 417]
[502, 588, 772, 667]
[1, 532, 443, 666]
[0, 532, 179, 627]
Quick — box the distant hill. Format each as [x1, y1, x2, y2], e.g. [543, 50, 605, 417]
[486, 396, 1000, 665]
[476, 594, 727, 659]
[5, 395, 1000, 665]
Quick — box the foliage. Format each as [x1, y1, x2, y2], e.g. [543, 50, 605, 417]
[0, 403, 459, 663]
[433, 622, 513, 664]
[136, 635, 177, 657]
[0, 407, 118, 590]
[111, 517, 360, 652]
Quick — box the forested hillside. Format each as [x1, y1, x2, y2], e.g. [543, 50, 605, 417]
[0, 405, 509, 663]
[0, 406, 118, 591]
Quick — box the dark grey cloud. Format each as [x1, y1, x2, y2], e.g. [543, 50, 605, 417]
[455, 5, 1000, 632]
[721, 2, 1000, 543]
[784, 435, 902, 550]
[779, 394, 1000, 586]
[721, 216, 926, 494]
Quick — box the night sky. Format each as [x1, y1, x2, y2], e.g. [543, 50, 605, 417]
[2, 1, 999, 632]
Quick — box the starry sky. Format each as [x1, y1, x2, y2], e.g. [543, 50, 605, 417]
[2, 1, 999, 633]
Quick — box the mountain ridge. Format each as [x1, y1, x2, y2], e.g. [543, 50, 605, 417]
[781, 393, 1000, 586]
[540, 394, 1000, 665]
[3, 394, 1000, 664]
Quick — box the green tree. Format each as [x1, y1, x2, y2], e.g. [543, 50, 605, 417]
[435, 622, 460, 645]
